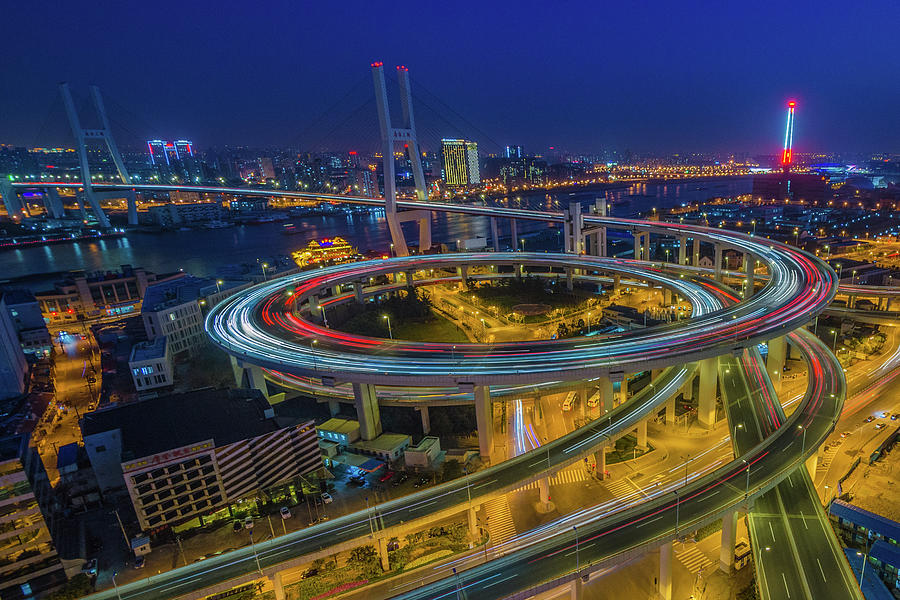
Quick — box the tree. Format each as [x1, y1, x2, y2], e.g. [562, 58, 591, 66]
[46, 574, 93, 600]
[348, 544, 381, 577]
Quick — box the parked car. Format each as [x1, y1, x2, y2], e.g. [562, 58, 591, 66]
[875, 423, 886, 430]
[865, 416, 875, 423]
[321, 493, 333, 504]
[280, 506, 291, 520]
[233, 521, 244, 532]
[133, 555, 145, 569]
[81, 558, 98, 576]
[413, 476, 430, 489]
[840, 431, 851, 438]
[392, 474, 408, 487]
[379, 470, 395, 483]
[302, 568, 318, 579]
[892, 414, 899, 421]
[244, 516, 254, 530]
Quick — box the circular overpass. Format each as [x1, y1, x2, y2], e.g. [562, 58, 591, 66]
[206, 223, 836, 387]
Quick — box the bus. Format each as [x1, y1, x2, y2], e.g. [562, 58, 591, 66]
[562, 391, 577, 411]
[587, 392, 600, 408]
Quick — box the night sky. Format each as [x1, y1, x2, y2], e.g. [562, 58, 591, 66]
[3, 0, 898, 154]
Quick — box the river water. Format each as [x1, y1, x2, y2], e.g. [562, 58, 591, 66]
[0, 178, 751, 290]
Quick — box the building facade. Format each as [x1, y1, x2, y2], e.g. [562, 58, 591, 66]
[34, 265, 184, 324]
[81, 389, 322, 532]
[128, 336, 173, 392]
[1, 289, 51, 357]
[441, 139, 480, 186]
[0, 297, 27, 400]
[141, 277, 208, 358]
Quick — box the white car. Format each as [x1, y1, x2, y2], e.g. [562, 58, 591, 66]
[321, 493, 333, 504]
[280, 506, 291, 520]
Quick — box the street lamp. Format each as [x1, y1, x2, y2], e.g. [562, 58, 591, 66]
[674, 490, 680, 536]
[216, 279, 223, 293]
[311, 339, 319, 371]
[587, 312, 592, 334]
[830, 329, 838, 353]
[520, 238, 525, 252]
[573, 525, 580, 574]
[751, 220, 756, 236]
[799, 425, 807, 454]
[112, 572, 123, 600]
[261, 262, 269, 281]
[383, 315, 393, 339]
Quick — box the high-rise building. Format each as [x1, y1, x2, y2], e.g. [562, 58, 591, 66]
[0, 434, 67, 599]
[0, 293, 28, 400]
[147, 140, 201, 183]
[504, 145, 524, 159]
[441, 139, 480, 186]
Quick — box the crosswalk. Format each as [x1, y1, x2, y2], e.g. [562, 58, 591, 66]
[675, 543, 713, 573]
[817, 443, 840, 472]
[603, 477, 638, 498]
[517, 466, 588, 490]
[483, 496, 517, 544]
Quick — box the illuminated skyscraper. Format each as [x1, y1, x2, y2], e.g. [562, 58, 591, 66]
[441, 138, 480, 186]
[504, 145, 523, 159]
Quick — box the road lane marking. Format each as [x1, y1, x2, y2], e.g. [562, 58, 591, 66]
[799, 510, 808, 529]
[483, 574, 516, 588]
[817, 558, 827, 582]
[782, 572, 791, 598]
[637, 516, 664, 528]
[410, 500, 438, 512]
[769, 522, 776, 541]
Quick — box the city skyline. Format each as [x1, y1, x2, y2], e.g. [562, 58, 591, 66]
[2, 1, 899, 154]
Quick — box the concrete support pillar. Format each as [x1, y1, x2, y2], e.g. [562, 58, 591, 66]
[848, 295, 855, 309]
[566, 268, 574, 291]
[474, 385, 494, 463]
[45, 187, 66, 219]
[719, 511, 738, 573]
[665, 396, 675, 425]
[0, 180, 24, 219]
[678, 236, 688, 265]
[692, 238, 701, 267]
[570, 576, 583, 600]
[636, 419, 648, 448]
[699, 358, 717, 428]
[564, 202, 583, 254]
[714, 244, 723, 281]
[418, 213, 432, 252]
[659, 541, 673, 600]
[467, 506, 478, 538]
[578, 385, 589, 420]
[405, 270, 415, 290]
[595, 446, 607, 480]
[328, 400, 340, 417]
[618, 376, 629, 406]
[744, 253, 755, 297]
[457, 266, 468, 290]
[353, 281, 364, 304]
[419, 405, 431, 435]
[241, 364, 269, 400]
[613, 273, 621, 292]
[599, 377, 614, 415]
[878, 297, 886, 311]
[353, 382, 382, 441]
[511, 219, 518, 250]
[490, 217, 500, 252]
[767, 336, 786, 391]
[634, 232, 648, 260]
[663, 288, 672, 305]
[272, 571, 286, 600]
[377, 536, 390, 571]
[538, 477, 551, 508]
[126, 190, 138, 226]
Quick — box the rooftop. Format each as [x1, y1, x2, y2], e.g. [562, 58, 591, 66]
[843, 548, 894, 600]
[81, 388, 277, 460]
[871, 539, 900, 567]
[0, 434, 26, 463]
[0, 288, 38, 306]
[351, 432, 411, 453]
[129, 336, 168, 363]
[142, 275, 215, 312]
[408, 436, 440, 453]
[830, 499, 900, 542]
[318, 418, 359, 436]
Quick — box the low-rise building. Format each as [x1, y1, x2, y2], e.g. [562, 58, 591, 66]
[34, 265, 185, 324]
[0, 434, 66, 600]
[405, 436, 443, 470]
[128, 336, 173, 392]
[829, 499, 900, 546]
[148, 201, 222, 228]
[81, 388, 321, 533]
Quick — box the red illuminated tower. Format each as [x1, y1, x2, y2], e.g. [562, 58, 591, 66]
[781, 100, 796, 171]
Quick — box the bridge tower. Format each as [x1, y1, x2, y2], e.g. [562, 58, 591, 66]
[371, 63, 432, 256]
[59, 83, 138, 227]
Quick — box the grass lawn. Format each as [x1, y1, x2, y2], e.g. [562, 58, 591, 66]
[393, 314, 470, 343]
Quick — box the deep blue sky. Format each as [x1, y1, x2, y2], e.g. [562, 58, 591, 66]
[3, 1, 898, 154]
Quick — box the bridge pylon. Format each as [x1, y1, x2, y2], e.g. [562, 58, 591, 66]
[371, 63, 432, 256]
[59, 83, 137, 227]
